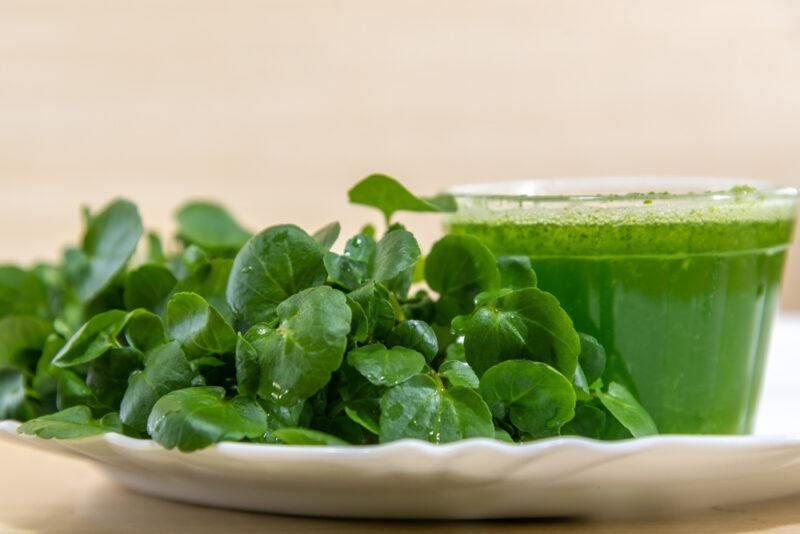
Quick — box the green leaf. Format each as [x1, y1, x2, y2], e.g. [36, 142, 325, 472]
[234, 325, 269, 397]
[494, 427, 514, 443]
[18, 406, 122, 439]
[71, 199, 143, 303]
[454, 287, 580, 378]
[123, 264, 177, 312]
[572, 364, 591, 401]
[52, 310, 129, 368]
[258, 397, 308, 443]
[344, 401, 380, 435]
[345, 296, 369, 343]
[444, 342, 466, 362]
[312, 222, 340, 251]
[386, 320, 438, 363]
[348, 174, 456, 223]
[0, 315, 52, 368]
[563, 403, 606, 439]
[0, 368, 33, 420]
[32, 334, 65, 405]
[324, 230, 420, 293]
[175, 201, 251, 254]
[273, 427, 349, 446]
[226, 224, 326, 327]
[578, 333, 607, 385]
[86, 347, 142, 410]
[347, 343, 426, 387]
[597, 382, 658, 438]
[0, 266, 49, 319]
[255, 286, 351, 405]
[439, 360, 480, 389]
[55, 369, 96, 411]
[146, 232, 167, 264]
[373, 230, 421, 283]
[181, 245, 209, 274]
[379, 374, 494, 443]
[497, 256, 537, 289]
[347, 282, 396, 339]
[124, 309, 167, 352]
[173, 259, 234, 324]
[425, 235, 500, 324]
[119, 341, 197, 432]
[479, 360, 576, 439]
[166, 292, 237, 358]
[147, 386, 267, 451]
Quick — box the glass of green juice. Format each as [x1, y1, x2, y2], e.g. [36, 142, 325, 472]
[446, 178, 798, 435]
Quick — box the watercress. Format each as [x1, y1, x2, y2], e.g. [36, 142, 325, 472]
[4, 173, 657, 451]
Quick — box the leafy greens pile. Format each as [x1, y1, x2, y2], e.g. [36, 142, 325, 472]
[1, 174, 657, 451]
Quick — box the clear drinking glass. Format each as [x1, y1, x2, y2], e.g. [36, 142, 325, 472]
[445, 178, 798, 434]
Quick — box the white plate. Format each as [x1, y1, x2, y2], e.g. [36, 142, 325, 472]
[2, 315, 799, 519]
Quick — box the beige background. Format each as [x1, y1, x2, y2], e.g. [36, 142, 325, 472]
[2, 1, 799, 306]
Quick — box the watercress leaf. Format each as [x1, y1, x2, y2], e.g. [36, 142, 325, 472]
[0, 368, 33, 420]
[0, 266, 49, 319]
[345, 296, 368, 343]
[181, 245, 210, 274]
[273, 427, 349, 446]
[562, 403, 606, 439]
[379, 374, 494, 443]
[456, 287, 580, 378]
[479, 360, 576, 439]
[497, 256, 537, 290]
[226, 224, 326, 327]
[439, 360, 480, 389]
[235, 324, 270, 397]
[175, 201, 251, 254]
[373, 230, 421, 283]
[52, 310, 129, 368]
[18, 406, 121, 439]
[55, 370, 97, 411]
[146, 232, 167, 264]
[124, 309, 167, 352]
[597, 382, 658, 438]
[71, 199, 143, 303]
[123, 264, 177, 312]
[166, 292, 237, 358]
[323, 252, 371, 291]
[344, 401, 380, 435]
[147, 386, 267, 451]
[424, 193, 457, 213]
[572, 364, 592, 401]
[312, 222, 340, 251]
[578, 333, 607, 385]
[259, 397, 307, 443]
[256, 286, 351, 405]
[32, 334, 65, 405]
[400, 290, 436, 324]
[0, 315, 52, 368]
[348, 174, 455, 222]
[86, 347, 143, 410]
[445, 342, 466, 362]
[347, 343, 426, 387]
[425, 235, 500, 324]
[494, 427, 514, 443]
[347, 282, 396, 339]
[386, 320, 438, 363]
[119, 341, 197, 432]
[173, 259, 234, 323]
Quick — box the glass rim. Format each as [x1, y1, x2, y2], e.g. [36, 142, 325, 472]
[447, 177, 799, 204]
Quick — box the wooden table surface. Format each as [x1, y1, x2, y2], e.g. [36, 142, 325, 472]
[1, 436, 800, 534]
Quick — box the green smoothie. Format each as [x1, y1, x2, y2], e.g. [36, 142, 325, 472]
[447, 186, 797, 434]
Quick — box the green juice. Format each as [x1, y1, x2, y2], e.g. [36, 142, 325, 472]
[448, 191, 797, 434]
